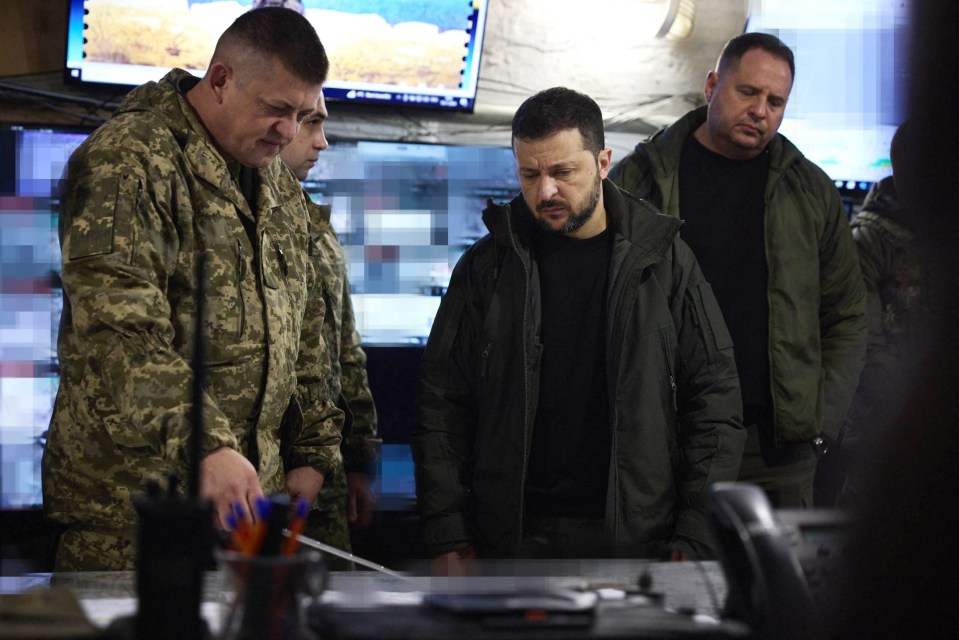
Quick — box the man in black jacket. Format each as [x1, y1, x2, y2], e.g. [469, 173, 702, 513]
[411, 88, 745, 573]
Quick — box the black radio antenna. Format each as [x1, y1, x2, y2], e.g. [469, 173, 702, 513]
[188, 253, 206, 498]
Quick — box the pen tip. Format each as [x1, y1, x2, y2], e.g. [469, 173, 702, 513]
[255, 496, 272, 519]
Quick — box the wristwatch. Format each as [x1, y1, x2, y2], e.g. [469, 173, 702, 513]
[811, 435, 829, 458]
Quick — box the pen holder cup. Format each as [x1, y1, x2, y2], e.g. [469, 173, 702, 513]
[218, 549, 327, 640]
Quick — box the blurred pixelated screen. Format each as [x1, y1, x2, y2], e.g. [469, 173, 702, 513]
[303, 140, 518, 345]
[0, 124, 518, 508]
[748, 0, 909, 185]
[0, 126, 84, 508]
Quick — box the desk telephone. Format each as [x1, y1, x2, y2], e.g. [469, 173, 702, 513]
[708, 482, 851, 640]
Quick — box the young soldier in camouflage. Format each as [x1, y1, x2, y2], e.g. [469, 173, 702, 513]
[42, 8, 344, 570]
[840, 122, 930, 508]
[280, 91, 380, 568]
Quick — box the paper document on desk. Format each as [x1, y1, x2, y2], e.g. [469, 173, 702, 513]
[77, 597, 225, 633]
[320, 590, 424, 607]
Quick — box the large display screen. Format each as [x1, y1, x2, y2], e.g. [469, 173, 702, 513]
[65, 0, 489, 112]
[747, 0, 909, 185]
[0, 126, 87, 509]
[302, 139, 518, 345]
[0, 124, 519, 508]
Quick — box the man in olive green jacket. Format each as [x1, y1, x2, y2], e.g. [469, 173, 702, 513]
[43, 9, 343, 570]
[611, 33, 866, 507]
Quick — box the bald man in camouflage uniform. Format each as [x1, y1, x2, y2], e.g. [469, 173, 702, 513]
[42, 8, 343, 571]
[280, 94, 379, 569]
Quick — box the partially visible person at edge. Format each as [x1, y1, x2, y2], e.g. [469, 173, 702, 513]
[411, 87, 746, 575]
[253, 0, 305, 11]
[610, 33, 866, 508]
[279, 91, 380, 568]
[838, 121, 930, 508]
[42, 7, 344, 571]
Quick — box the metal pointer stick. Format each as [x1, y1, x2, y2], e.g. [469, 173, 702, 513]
[284, 530, 409, 580]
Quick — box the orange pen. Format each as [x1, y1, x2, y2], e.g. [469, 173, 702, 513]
[243, 497, 275, 556]
[282, 497, 309, 556]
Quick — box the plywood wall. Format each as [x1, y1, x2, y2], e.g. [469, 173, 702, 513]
[0, 0, 69, 77]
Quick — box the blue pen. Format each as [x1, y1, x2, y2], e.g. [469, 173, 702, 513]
[257, 495, 291, 557]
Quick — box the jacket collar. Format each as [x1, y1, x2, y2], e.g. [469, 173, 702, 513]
[644, 105, 805, 181]
[860, 176, 911, 230]
[482, 178, 681, 264]
[306, 197, 334, 240]
[113, 68, 297, 222]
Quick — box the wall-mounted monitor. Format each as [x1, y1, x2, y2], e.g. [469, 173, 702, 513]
[65, 0, 489, 112]
[0, 125, 88, 509]
[302, 139, 518, 345]
[746, 0, 909, 186]
[0, 123, 519, 508]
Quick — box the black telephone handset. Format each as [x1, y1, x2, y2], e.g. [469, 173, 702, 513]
[708, 482, 821, 640]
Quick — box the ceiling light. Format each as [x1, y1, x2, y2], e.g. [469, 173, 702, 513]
[657, 0, 696, 40]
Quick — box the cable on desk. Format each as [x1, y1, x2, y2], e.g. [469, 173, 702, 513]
[691, 560, 724, 616]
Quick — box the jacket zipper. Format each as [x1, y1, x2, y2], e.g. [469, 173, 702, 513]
[130, 180, 141, 266]
[607, 246, 626, 549]
[504, 204, 532, 555]
[661, 329, 678, 413]
[763, 182, 780, 440]
[606, 253, 643, 549]
[273, 241, 288, 278]
[610, 408, 620, 546]
[235, 239, 247, 340]
[480, 341, 493, 381]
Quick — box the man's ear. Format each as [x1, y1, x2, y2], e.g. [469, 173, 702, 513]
[207, 62, 231, 104]
[598, 147, 613, 180]
[704, 71, 719, 103]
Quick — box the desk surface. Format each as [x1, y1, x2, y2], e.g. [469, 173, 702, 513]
[3, 560, 747, 639]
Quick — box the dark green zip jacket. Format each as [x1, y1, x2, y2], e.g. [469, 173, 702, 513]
[610, 106, 866, 446]
[411, 180, 745, 559]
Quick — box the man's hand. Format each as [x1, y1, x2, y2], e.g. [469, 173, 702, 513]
[667, 547, 692, 562]
[346, 472, 375, 527]
[200, 446, 264, 530]
[286, 466, 325, 505]
[431, 546, 477, 576]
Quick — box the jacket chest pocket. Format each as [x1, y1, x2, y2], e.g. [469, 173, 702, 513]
[261, 230, 309, 347]
[313, 255, 343, 340]
[194, 215, 252, 355]
[686, 281, 734, 364]
[617, 320, 681, 453]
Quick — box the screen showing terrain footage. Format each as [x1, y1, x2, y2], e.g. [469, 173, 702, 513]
[65, 0, 489, 111]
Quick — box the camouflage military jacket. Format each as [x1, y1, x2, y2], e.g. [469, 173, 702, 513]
[842, 178, 927, 470]
[306, 200, 378, 484]
[851, 177, 925, 353]
[43, 69, 343, 533]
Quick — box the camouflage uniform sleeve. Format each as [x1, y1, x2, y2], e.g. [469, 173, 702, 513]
[59, 146, 237, 470]
[337, 261, 380, 474]
[289, 198, 344, 477]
